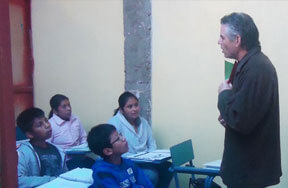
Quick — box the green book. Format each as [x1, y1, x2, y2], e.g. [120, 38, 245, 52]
[225, 60, 234, 80]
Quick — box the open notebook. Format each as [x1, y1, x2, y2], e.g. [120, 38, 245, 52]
[37, 168, 93, 188]
[125, 149, 171, 162]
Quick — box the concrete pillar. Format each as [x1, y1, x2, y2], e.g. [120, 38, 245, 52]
[123, 0, 152, 124]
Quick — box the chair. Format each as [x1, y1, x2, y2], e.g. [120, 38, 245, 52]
[169, 139, 220, 188]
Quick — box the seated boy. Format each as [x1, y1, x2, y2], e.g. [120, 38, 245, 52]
[87, 124, 154, 188]
[16, 107, 68, 188]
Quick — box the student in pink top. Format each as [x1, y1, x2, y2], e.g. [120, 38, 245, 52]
[47, 94, 93, 169]
[48, 94, 87, 148]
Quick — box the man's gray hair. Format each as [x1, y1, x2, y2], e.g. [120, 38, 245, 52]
[221, 12, 260, 50]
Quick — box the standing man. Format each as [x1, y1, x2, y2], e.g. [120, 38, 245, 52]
[217, 12, 282, 188]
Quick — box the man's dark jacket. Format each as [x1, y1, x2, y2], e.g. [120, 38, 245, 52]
[218, 46, 282, 187]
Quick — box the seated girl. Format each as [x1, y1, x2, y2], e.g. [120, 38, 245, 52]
[108, 91, 172, 188]
[47, 94, 94, 169]
[47, 94, 87, 148]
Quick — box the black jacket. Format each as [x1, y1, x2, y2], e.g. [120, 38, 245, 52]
[218, 46, 282, 187]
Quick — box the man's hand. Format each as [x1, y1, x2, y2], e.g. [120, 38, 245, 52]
[218, 115, 227, 128]
[218, 80, 232, 94]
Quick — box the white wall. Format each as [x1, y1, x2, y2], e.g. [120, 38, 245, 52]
[32, 0, 124, 130]
[152, 1, 288, 187]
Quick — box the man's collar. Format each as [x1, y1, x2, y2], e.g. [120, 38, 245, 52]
[236, 45, 261, 73]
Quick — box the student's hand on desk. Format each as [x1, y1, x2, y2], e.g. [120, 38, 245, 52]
[218, 80, 232, 94]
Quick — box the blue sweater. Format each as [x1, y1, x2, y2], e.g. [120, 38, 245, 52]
[89, 158, 154, 188]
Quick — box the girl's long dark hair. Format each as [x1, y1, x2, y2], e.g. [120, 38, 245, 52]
[113, 91, 138, 116]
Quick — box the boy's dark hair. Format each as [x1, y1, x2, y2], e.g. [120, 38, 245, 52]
[49, 94, 69, 118]
[87, 124, 116, 158]
[16, 107, 45, 133]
